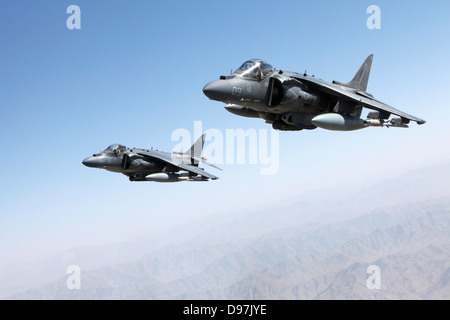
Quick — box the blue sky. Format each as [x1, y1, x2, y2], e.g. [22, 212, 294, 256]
[0, 0, 449, 263]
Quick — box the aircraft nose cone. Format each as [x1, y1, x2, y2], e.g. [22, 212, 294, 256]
[82, 156, 99, 168]
[203, 80, 231, 102]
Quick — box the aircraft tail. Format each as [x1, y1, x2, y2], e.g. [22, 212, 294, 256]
[184, 134, 206, 158]
[180, 134, 222, 170]
[337, 54, 373, 92]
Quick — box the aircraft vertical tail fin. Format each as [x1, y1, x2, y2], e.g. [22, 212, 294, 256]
[184, 134, 206, 159]
[340, 54, 373, 92]
[182, 134, 222, 170]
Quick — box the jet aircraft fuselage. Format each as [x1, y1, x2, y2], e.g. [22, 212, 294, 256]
[83, 145, 168, 180]
[82, 135, 220, 182]
[203, 57, 425, 131]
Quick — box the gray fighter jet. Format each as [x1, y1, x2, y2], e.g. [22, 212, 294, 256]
[82, 134, 220, 182]
[203, 55, 426, 131]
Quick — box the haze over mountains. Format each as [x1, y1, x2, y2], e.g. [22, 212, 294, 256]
[3, 159, 450, 300]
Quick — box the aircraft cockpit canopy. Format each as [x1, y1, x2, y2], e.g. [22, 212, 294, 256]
[103, 144, 127, 156]
[234, 59, 274, 80]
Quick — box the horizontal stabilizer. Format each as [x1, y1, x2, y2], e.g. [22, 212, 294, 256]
[192, 156, 223, 171]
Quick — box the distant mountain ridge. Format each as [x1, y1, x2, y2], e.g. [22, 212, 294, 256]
[213, 210, 449, 300]
[4, 160, 450, 300]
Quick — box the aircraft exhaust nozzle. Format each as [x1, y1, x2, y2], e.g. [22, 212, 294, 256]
[145, 173, 189, 183]
[312, 113, 367, 131]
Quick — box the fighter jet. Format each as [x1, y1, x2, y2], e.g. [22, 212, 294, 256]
[82, 134, 220, 182]
[203, 55, 426, 131]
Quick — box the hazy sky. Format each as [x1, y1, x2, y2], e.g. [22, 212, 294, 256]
[1, 0, 449, 263]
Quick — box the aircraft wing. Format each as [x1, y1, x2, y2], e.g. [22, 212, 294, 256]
[292, 75, 426, 124]
[137, 150, 219, 180]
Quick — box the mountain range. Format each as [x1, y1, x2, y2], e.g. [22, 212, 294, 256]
[3, 160, 450, 299]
